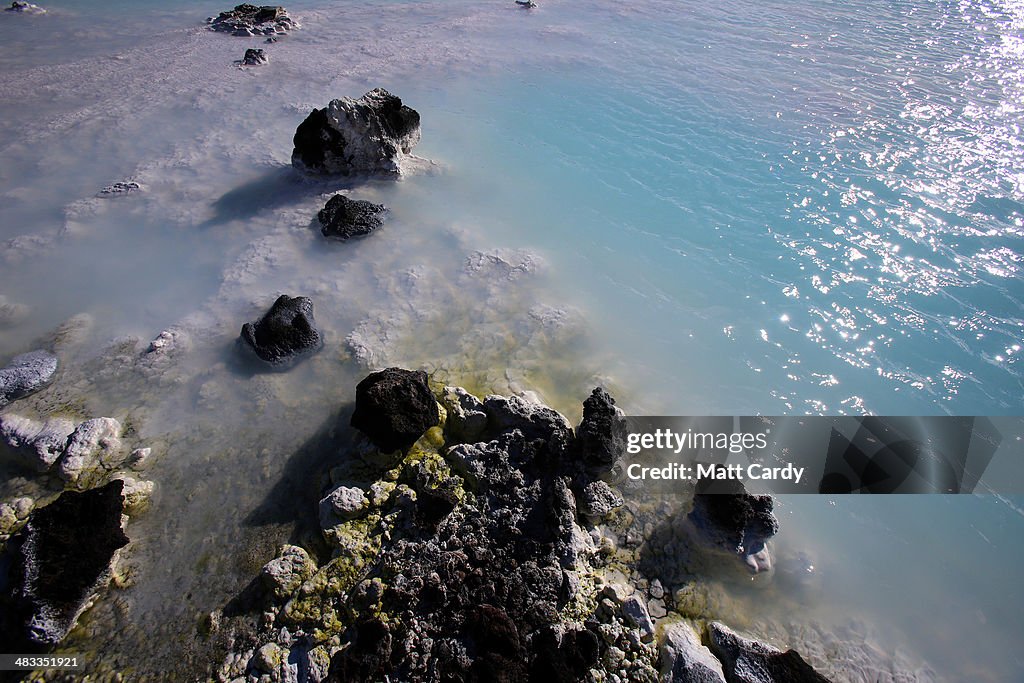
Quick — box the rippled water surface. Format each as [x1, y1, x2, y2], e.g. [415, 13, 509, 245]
[1, 0, 1023, 680]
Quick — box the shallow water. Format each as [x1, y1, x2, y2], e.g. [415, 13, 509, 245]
[1, 0, 1023, 680]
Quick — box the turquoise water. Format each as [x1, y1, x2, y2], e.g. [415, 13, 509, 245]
[1, 0, 1023, 680]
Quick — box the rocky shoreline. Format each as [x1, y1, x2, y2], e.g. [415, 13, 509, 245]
[207, 369, 830, 683]
[0, 8, 941, 680]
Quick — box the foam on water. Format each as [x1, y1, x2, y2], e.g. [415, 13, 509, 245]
[1, 0, 1023, 679]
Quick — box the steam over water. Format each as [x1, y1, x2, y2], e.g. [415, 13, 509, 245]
[1, 0, 1023, 680]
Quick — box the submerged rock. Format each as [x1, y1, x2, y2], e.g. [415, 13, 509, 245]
[707, 622, 832, 683]
[208, 4, 297, 36]
[0, 295, 30, 327]
[688, 474, 779, 574]
[317, 194, 387, 241]
[350, 367, 439, 453]
[0, 350, 58, 408]
[240, 295, 323, 367]
[1, 480, 129, 647]
[291, 88, 421, 177]
[241, 48, 268, 65]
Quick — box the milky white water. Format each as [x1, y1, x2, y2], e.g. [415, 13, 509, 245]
[1, 0, 1023, 680]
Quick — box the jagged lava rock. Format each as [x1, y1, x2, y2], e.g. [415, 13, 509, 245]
[440, 385, 488, 442]
[660, 621, 727, 683]
[291, 88, 421, 176]
[2, 480, 129, 647]
[0, 350, 58, 408]
[241, 47, 268, 65]
[483, 393, 572, 441]
[688, 474, 779, 574]
[208, 4, 296, 36]
[707, 622, 832, 683]
[317, 194, 387, 240]
[575, 387, 626, 468]
[240, 295, 323, 367]
[350, 367, 439, 453]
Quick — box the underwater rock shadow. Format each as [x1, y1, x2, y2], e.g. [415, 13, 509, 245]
[223, 405, 354, 614]
[198, 166, 363, 229]
[222, 403, 354, 618]
[242, 402, 354, 536]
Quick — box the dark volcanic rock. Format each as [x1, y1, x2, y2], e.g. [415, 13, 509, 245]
[291, 88, 421, 176]
[0, 350, 58, 408]
[350, 367, 439, 453]
[707, 622, 832, 683]
[689, 473, 779, 574]
[208, 4, 297, 36]
[239, 295, 322, 367]
[482, 394, 572, 441]
[241, 48, 268, 65]
[215, 385, 682, 681]
[2, 481, 129, 647]
[321, 427, 594, 682]
[575, 387, 626, 469]
[6, 1, 47, 13]
[317, 194, 387, 241]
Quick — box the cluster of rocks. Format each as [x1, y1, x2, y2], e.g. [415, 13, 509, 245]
[292, 88, 422, 177]
[97, 181, 142, 197]
[660, 620, 830, 683]
[213, 369, 831, 683]
[0, 410, 152, 490]
[208, 4, 297, 36]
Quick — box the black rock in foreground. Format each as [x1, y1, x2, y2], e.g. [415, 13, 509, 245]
[350, 367, 439, 453]
[1, 480, 128, 647]
[291, 89, 421, 176]
[240, 295, 323, 367]
[688, 473, 779, 574]
[317, 195, 388, 241]
[209, 4, 297, 36]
